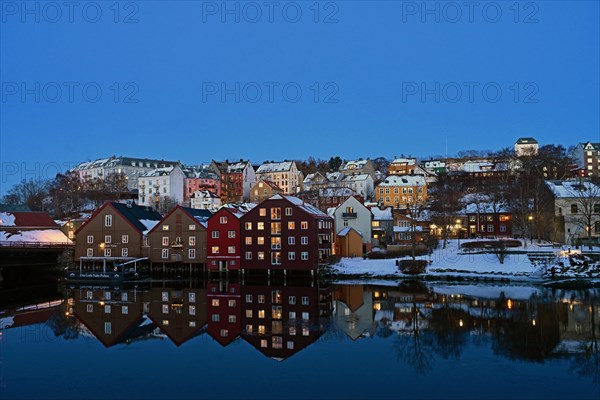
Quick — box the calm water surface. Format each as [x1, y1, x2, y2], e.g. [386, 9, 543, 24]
[1, 277, 599, 400]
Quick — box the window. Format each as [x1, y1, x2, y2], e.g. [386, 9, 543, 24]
[212, 299, 220, 306]
[104, 322, 112, 335]
[86, 304, 93, 312]
[246, 309, 253, 318]
[122, 248, 128, 257]
[260, 339, 267, 348]
[189, 292, 196, 303]
[104, 235, 112, 244]
[257, 222, 265, 230]
[594, 204, 600, 214]
[302, 312, 309, 320]
[228, 230, 236, 238]
[246, 324, 253, 333]
[288, 252, 296, 260]
[228, 246, 236, 254]
[287, 221, 296, 230]
[143, 236, 150, 246]
[162, 304, 169, 314]
[258, 251, 265, 260]
[571, 204, 578, 214]
[287, 341, 294, 350]
[301, 252, 309, 260]
[271, 222, 281, 234]
[301, 296, 309, 305]
[245, 222, 252, 230]
[162, 249, 169, 259]
[105, 215, 112, 227]
[288, 236, 295, 245]
[301, 236, 308, 245]
[301, 221, 308, 230]
[271, 237, 281, 250]
[302, 327, 309, 336]
[212, 231, 219, 238]
[289, 296, 296, 305]
[105, 305, 111, 314]
[272, 336, 283, 349]
[162, 291, 169, 301]
[87, 235, 94, 244]
[121, 306, 128, 315]
[86, 248, 93, 257]
[212, 246, 219, 254]
[189, 236, 196, 246]
[258, 310, 266, 318]
[257, 237, 265, 245]
[228, 299, 236, 307]
[487, 225, 494, 232]
[259, 208, 266, 216]
[211, 313, 220, 322]
[258, 295, 265, 303]
[285, 207, 292, 216]
[104, 248, 111, 257]
[220, 329, 229, 337]
[220, 216, 228, 224]
[499, 224, 507, 232]
[243, 237, 252, 246]
[246, 294, 253, 303]
[289, 326, 297, 335]
[162, 236, 169, 246]
[228, 315, 236, 323]
[121, 235, 129, 244]
[189, 224, 196, 230]
[289, 311, 296, 319]
[162, 225, 169, 231]
[271, 207, 281, 220]
[245, 251, 252, 260]
[271, 251, 282, 265]
[189, 249, 196, 259]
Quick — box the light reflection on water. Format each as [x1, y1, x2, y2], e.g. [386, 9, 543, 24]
[1, 279, 599, 399]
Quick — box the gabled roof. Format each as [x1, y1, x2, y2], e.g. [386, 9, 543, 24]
[545, 180, 600, 198]
[337, 226, 362, 237]
[192, 190, 221, 199]
[256, 161, 295, 173]
[255, 179, 284, 192]
[270, 195, 331, 218]
[342, 174, 372, 182]
[0, 212, 58, 228]
[76, 202, 163, 235]
[319, 187, 356, 197]
[148, 206, 212, 234]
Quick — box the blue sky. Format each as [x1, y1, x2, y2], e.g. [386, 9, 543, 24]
[1, 1, 599, 193]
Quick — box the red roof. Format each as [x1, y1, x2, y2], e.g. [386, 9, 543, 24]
[7, 212, 58, 228]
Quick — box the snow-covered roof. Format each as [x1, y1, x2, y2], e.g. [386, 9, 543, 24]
[516, 137, 538, 144]
[0, 212, 16, 226]
[337, 227, 362, 237]
[139, 166, 177, 177]
[303, 172, 324, 184]
[271, 195, 330, 217]
[0, 229, 72, 244]
[319, 187, 356, 197]
[393, 225, 424, 233]
[546, 180, 600, 198]
[342, 174, 371, 182]
[460, 161, 508, 173]
[256, 161, 294, 173]
[461, 202, 510, 214]
[192, 190, 220, 199]
[378, 175, 426, 187]
[327, 207, 336, 217]
[341, 160, 369, 170]
[391, 158, 416, 165]
[140, 219, 160, 235]
[370, 207, 393, 221]
[326, 172, 344, 182]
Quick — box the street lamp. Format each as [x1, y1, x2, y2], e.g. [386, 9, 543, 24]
[455, 219, 462, 248]
[527, 215, 533, 245]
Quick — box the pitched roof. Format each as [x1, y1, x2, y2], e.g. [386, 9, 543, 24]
[0, 212, 58, 228]
[545, 180, 600, 198]
[337, 227, 362, 237]
[256, 161, 294, 173]
[83, 202, 163, 234]
[270, 195, 330, 218]
[255, 179, 284, 192]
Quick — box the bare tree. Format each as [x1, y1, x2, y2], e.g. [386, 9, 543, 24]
[2, 178, 50, 211]
[567, 180, 600, 248]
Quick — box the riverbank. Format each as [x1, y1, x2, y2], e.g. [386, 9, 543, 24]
[325, 239, 600, 287]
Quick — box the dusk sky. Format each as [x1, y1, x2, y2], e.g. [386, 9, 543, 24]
[1, 1, 599, 193]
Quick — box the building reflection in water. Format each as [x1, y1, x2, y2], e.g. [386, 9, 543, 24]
[0, 281, 598, 372]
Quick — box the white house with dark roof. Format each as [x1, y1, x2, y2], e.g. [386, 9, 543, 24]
[256, 160, 302, 194]
[339, 159, 377, 180]
[514, 137, 539, 156]
[138, 166, 185, 207]
[341, 174, 374, 199]
[573, 141, 600, 177]
[190, 190, 221, 211]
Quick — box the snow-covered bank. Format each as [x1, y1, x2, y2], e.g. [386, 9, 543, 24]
[327, 239, 600, 284]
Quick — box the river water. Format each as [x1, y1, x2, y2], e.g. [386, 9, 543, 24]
[1, 276, 598, 399]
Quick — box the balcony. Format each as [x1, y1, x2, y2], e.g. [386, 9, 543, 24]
[342, 212, 357, 218]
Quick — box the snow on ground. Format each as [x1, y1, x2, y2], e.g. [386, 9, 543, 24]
[0, 316, 15, 329]
[330, 239, 600, 282]
[0, 229, 72, 244]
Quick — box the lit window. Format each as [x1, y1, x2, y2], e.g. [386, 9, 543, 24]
[257, 222, 265, 230]
[245, 222, 252, 230]
[212, 299, 220, 306]
[87, 304, 93, 313]
[212, 246, 219, 254]
[228, 246, 236, 254]
[86, 248, 93, 257]
[245, 237, 252, 245]
[301, 221, 308, 229]
[288, 221, 295, 230]
[162, 225, 169, 231]
[246, 310, 253, 318]
[162, 304, 169, 314]
[162, 236, 169, 246]
[220, 216, 227, 224]
[257, 237, 265, 245]
[258, 252, 265, 260]
[271, 208, 281, 220]
[189, 236, 196, 246]
[87, 235, 94, 244]
[258, 309, 265, 318]
[161, 249, 169, 259]
[259, 208, 266, 216]
[258, 295, 265, 303]
[228, 299, 236, 307]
